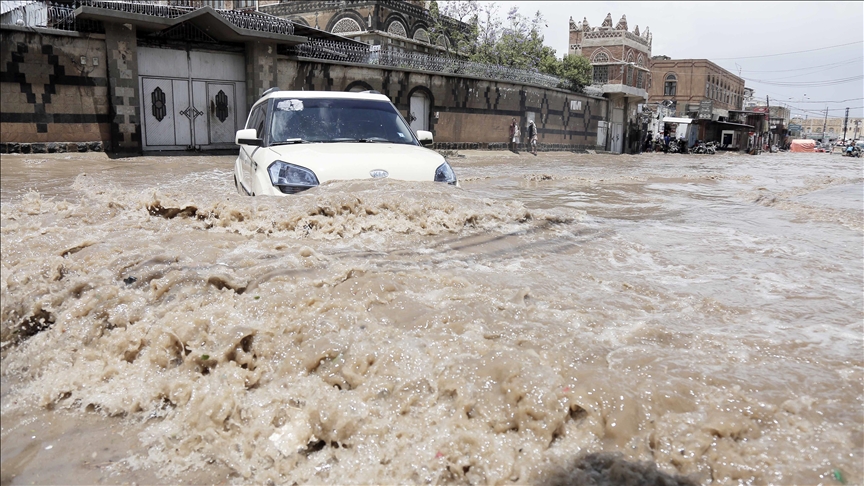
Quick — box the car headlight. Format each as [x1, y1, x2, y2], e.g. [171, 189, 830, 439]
[267, 161, 319, 194]
[434, 162, 457, 185]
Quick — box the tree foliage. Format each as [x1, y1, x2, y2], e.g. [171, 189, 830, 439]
[427, 1, 591, 92]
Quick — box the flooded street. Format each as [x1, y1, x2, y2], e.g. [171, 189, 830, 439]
[1, 149, 862, 485]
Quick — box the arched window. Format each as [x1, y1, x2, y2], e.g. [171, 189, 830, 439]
[387, 20, 407, 37]
[636, 55, 644, 67]
[332, 17, 362, 34]
[592, 51, 609, 63]
[664, 73, 677, 96]
[435, 34, 450, 48]
[413, 28, 430, 43]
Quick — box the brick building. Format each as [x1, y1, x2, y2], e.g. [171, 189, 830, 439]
[569, 13, 651, 153]
[647, 58, 750, 149]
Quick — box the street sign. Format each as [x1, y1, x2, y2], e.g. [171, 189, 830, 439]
[788, 124, 802, 131]
[698, 100, 713, 120]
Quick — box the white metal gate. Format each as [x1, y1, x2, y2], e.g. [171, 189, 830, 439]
[611, 107, 624, 153]
[138, 47, 246, 151]
[409, 92, 429, 132]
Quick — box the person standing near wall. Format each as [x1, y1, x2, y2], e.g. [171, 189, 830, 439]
[509, 118, 520, 152]
[527, 120, 538, 155]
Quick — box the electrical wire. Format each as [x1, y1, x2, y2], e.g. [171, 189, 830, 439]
[711, 41, 863, 60]
[737, 57, 863, 73]
[743, 75, 864, 87]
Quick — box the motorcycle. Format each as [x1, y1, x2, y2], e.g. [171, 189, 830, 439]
[844, 146, 861, 157]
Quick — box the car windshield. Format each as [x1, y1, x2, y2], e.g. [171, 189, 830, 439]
[269, 97, 417, 145]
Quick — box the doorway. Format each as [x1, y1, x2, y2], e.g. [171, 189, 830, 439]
[138, 47, 247, 151]
[409, 92, 429, 132]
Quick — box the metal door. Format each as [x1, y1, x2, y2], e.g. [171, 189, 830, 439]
[596, 121, 608, 148]
[612, 123, 623, 153]
[409, 92, 429, 132]
[138, 47, 246, 151]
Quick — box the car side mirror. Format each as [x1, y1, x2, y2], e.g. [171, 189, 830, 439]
[416, 130, 433, 146]
[235, 128, 262, 146]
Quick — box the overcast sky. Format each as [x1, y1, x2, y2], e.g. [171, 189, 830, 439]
[488, 1, 864, 121]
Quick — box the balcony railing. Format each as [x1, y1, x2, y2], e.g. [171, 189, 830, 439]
[283, 38, 565, 89]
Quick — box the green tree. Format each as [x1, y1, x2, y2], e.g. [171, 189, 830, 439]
[542, 55, 593, 92]
[427, 2, 590, 91]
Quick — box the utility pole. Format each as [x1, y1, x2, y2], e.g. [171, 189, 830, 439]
[843, 108, 849, 141]
[821, 107, 828, 145]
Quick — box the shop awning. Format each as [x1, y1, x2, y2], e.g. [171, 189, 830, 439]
[712, 121, 754, 129]
[661, 117, 695, 124]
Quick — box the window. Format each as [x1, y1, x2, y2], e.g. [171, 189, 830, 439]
[593, 65, 609, 84]
[246, 103, 267, 138]
[627, 66, 633, 86]
[269, 98, 415, 145]
[664, 73, 677, 96]
[332, 18, 362, 34]
[637, 71, 644, 89]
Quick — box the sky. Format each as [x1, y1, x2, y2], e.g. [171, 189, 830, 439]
[486, 1, 864, 121]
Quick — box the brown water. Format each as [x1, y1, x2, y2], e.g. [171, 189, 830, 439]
[1, 150, 862, 485]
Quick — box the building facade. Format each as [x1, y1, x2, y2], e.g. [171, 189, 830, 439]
[1, 1, 608, 154]
[791, 116, 864, 141]
[569, 13, 651, 154]
[260, 0, 461, 55]
[646, 58, 751, 149]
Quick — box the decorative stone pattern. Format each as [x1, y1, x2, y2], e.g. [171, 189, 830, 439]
[0, 30, 110, 144]
[412, 28, 429, 43]
[104, 22, 141, 153]
[387, 20, 407, 37]
[332, 17, 362, 34]
[568, 12, 653, 90]
[278, 56, 607, 148]
[245, 41, 278, 107]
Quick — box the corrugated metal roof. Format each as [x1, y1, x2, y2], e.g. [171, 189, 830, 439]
[1, 0, 36, 16]
[661, 117, 696, 124]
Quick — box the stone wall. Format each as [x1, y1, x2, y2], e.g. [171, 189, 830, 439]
[0, 28, 111, 145]
[103, 23, 141, 153]
[279, 57, 607, 150]
[2, 27, 609, 154]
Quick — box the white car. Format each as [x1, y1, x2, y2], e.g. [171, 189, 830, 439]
[233, 90, 457, 196]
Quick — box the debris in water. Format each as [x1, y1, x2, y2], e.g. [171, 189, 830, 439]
[833, 468, 846, 484]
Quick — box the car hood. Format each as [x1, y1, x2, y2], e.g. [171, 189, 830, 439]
[266, 143, 447, 183]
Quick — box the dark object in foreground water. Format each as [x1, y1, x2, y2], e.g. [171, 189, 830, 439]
[123, 276, 137, 285]
[542, 452, 697, 486]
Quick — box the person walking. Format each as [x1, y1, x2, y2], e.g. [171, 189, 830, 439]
[508, 118, 520, 152]
[527, 120, 538, 155]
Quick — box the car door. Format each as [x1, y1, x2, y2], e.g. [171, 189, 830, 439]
[239, 103, 266, 193]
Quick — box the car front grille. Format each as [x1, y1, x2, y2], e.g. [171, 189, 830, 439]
[277, 185, 314, 195]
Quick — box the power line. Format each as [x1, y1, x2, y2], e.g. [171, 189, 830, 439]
[741, 62, 851, 81]
[743, 75, 864, 87]
[712, 41, 863, 60]
[738, 57, 863, 73]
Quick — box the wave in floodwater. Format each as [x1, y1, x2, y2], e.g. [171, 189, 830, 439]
[1, 151, 862, 485]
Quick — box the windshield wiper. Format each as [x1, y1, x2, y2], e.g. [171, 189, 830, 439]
[270, 138, 310, 146]
[328, 137, 391, 143]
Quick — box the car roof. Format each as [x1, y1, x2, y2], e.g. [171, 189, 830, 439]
[258, 90, 391, 104]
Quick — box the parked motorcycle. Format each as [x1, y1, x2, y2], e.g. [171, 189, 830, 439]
[692, 140, 716, 155]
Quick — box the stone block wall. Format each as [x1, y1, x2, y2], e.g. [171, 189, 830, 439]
[0, 29, 111, 144]
[103, 23, 141, 153]
[278, 57, 607, 149]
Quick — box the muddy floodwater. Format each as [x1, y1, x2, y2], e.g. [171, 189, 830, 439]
[1, 149, 862, 485]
